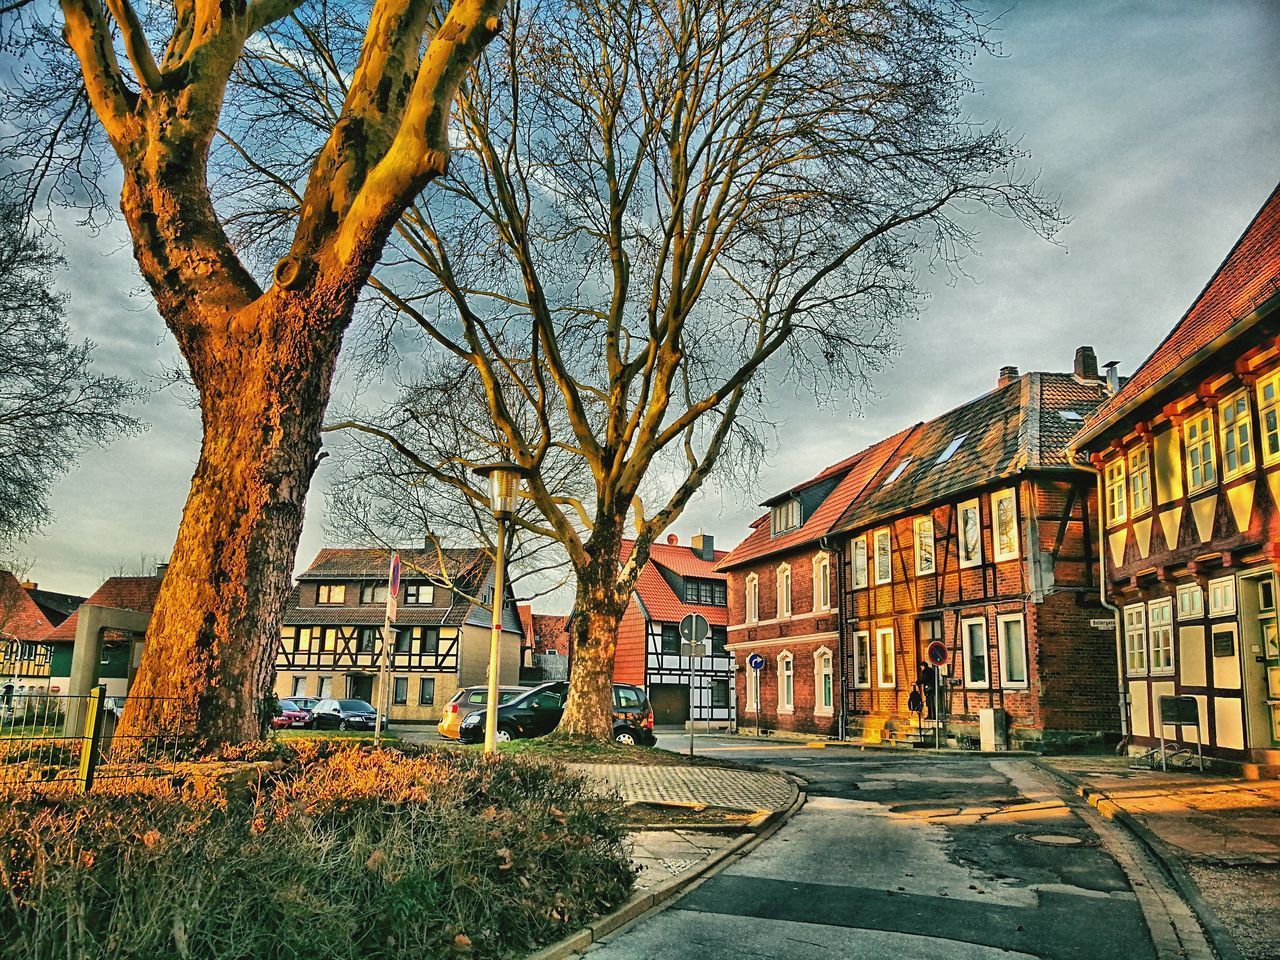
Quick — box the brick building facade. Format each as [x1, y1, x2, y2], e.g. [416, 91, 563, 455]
[1073, 184, 1280, 774]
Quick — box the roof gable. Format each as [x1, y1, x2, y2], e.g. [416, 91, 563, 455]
[45, 576, 164, 642]
[0, 572, 59, 641]
[621, 539, 728, 626]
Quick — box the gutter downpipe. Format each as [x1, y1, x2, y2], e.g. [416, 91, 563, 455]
[822, 535, 848, 741]
[1075, 454, 1129, 746]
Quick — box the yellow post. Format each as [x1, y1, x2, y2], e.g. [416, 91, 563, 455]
[77, 685, 105, 794]
[483, 519, 507, 755]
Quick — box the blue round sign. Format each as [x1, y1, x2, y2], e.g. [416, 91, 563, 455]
[747, 652, 765, 671]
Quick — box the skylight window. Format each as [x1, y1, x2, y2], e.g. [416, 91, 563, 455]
[1060, 410, 1084, 422]
[883, 458, 912, 485]
[935, 434, 968, 465]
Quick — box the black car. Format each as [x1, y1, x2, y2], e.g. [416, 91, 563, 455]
[457, 682, 656, 746]
[308, 698, 382, 731]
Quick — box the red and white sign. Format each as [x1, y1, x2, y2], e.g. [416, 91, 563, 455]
[926, 640, 948, 666]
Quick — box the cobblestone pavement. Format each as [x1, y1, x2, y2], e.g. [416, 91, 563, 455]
[568, 763, 796, 812]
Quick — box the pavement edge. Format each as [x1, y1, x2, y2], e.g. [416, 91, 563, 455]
[1031, 758, 1246, 960]
[525, 782, 807, 960]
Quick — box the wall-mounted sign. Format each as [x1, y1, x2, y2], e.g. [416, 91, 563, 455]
[1090, 618, 1117, 629]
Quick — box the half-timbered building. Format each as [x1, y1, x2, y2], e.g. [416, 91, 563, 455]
[276, 548, 523, 724]
[1072, 185, 1280, 774]
[831, 351, 1120, 749]
[615, 534, 734, 728]
[0, 571, 83, 692]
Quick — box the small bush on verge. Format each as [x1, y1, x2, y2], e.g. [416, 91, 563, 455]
[0, 742, 633, 960]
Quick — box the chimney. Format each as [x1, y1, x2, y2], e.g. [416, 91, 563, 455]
[691, 532, 715, 561]
[666, 533, 678, 545]
[997, 365, 1019, 388]
[1074, 345, 1099, 381]
[155, 562, 169, 578]
[19, 581, 36, 590]
[1103, 360, 1121, 395]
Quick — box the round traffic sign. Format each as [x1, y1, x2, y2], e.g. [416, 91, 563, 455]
[927, 640, 948, 666]
[679, 613, 710, 645]
[747, 652, 765, 671]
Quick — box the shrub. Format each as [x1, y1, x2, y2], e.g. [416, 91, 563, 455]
[0, 743, 633, 959]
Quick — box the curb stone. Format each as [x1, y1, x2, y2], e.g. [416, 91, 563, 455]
[1031, 758, 1246, 960]
[524, 788, 807, 960]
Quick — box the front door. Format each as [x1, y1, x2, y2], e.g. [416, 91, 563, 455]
[649, 684, 689, 726]
[347, 674, 374, 703]
[1241, 573, 1280, 748]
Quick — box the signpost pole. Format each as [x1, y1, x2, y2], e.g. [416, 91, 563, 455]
[679, 613, 709, 759]
[934, 668, 941, 750]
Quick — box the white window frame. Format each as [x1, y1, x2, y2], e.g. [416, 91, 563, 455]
[1176, 583, 1203, 620]
[1218, 389, 1255, 481]
[914, 516, 936, 576]
[745, 662, 757, 711]
[777, 651, 794, 713]
[1128, 446, 1151, 516]
[1124, 603, 1147, 676]
[873, 528, 892, 585]
[1147, 598, 1175, 675]
[1258, 369, 1280, 467]
[771, 499, 800, 535]
[997, 614, 1029, 688]
[851, 536, 868, 589]
[960, 617, 989, 689]
[991, 488, 1019, 562]
[958, 499, 982, 568]
[745, 573, 759, 623]
[776, 563, 792, 619]
[852, 631, 871, 689]
[1208, 576, 1237, 617]
[813, 553, 831, 610]
[290, 676, 306, 698]
[1104, 457, 1127, 526]
[1184, 410, 1217, 493]
[875, 628, 896, 688]
[814, 647, 834, 716]
[317, 676, 332, 699]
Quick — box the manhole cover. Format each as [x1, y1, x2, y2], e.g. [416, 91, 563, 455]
[1018, 833, 1094, 847]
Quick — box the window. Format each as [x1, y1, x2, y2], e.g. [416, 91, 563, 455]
[959, 500, 982, 568]
[295, 627, 312, 652]
[997, 615, 1028, 687]
[776, 564, 792, 618]
[814, 553, 831, 609]
[914, 517, 935, 576]
[771, 499, 800, 535]
[1258, 370, 1280, 466]
[1105, 458, 1127, 526]
[661, 624, 680, 655]
[778, 653, 794, 712]
[1219, 390, 1254, 479]
[404, 581, 434, 605]
[875, 629, 895, 688]
[321, 627, 337, 652]
[1128, 447, 1151, 516]
[991, 489, 1019, 562]
[394, 629, 411, 654]
[392, 677, 408, 705]
[1124, 603, 1147, 675]
[710, 626, 727, 656]
[873, 529, 892, 584]
[745, 574, 759, 622]
[685, 578, 726, 605]
[317, 583, 346, 605]
[745, 661, 758, 711]
[418, 677, 435, 705]
[615, 686, 643, 709]
[884, 458, 912, 485]
[852, 632, 871, 689]
[360, 583, 389, 605]
[1184, 411, 1216, 492]
[358, 627, 378, 653]
[852, 537, 868, 589]
[935, 434, 967, 465]
[711, 679, 730, 708]
[1208, 576, 1236, 617]
[1148, 598, 1174, 674]
[290, 676, 306, 697]
[961, 617, 989, 688]
[318, 676, 332, 698]
[1176, 583, 1203, 620]
[414, 627, 441, 655]
[815, 649, 834, 715]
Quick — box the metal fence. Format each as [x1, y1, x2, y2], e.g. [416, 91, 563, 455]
[0, 686, 194, 793]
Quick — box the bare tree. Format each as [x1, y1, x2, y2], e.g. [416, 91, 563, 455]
[0, 199, 142, 547]
[1, 0, 507, 742]
[303, 0, 1063, 738]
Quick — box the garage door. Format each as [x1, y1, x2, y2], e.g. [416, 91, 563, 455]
[649, 684, 689, 726]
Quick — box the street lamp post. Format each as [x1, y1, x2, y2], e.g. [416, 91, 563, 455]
[473, 461, 526, 755]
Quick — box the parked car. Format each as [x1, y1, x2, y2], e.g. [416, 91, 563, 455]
[457, 682, 656, 746]
[272, 698, 311, 729]
[288, 696, 319, 714]
[308, 699, 381, 731]
[437, 685, 529, 740]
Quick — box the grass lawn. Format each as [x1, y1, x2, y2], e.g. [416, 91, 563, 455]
[270, 728, 401, 742]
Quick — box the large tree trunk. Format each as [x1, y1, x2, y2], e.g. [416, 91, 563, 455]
[119, 292, 347, 745]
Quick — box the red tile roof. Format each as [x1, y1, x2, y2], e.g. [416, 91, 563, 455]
[1081, 183, 1280, 438]
[621, 538, 728, 626]
[45, 577, 163, 642]
[717, 428, 912, 570]
[0, 571, 59, 641]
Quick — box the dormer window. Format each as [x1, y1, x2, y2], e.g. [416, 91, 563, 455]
[935, 435, 967, 465]
[883, 458, 912, 485]
[317, 583, 346, 605]
[771, 499, 800, 535]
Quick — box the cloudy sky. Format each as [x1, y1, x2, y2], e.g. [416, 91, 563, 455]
[14, 0, 1280, 605]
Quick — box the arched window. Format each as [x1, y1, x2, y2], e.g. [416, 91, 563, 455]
[814, 647, 834, 716]
[745, 573, 759, 623]
[777, 563, 792, 618]
[778, 651, 794, 712]
[813, 553, 830, 610]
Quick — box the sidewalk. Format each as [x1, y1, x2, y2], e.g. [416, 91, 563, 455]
[1039, 755, 1280, 960]
[567, 762, 797, 813]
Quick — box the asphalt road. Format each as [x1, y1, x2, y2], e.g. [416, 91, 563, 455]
[587, 736, 1200, 960]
